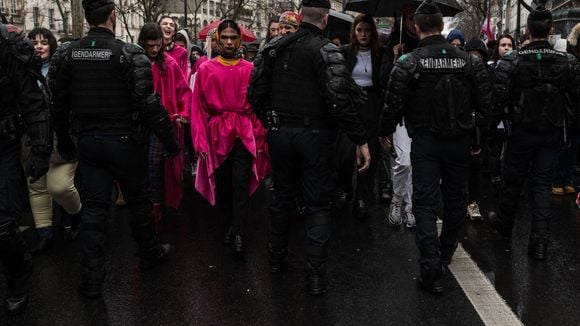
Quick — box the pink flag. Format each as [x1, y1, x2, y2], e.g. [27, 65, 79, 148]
[481, 15, 495, 41]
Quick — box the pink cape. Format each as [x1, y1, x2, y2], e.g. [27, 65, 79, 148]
[166, 44, 189, 78]
[190, 58, 270, 205]
[152, 54, 192, 209]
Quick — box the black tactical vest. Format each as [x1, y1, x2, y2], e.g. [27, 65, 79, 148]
[270, 31, 328, 119]
[67, 30, 133, 131]
[512, 44, 571, 131]
[405, 41, 474, 137]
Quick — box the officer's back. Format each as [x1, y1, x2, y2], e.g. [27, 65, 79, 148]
[48, 0, 177, 299]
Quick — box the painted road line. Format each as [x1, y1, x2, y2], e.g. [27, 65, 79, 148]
[449, 244, 523, 326]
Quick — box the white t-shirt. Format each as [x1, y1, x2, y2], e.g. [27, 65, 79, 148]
[352, 50, 373, 87]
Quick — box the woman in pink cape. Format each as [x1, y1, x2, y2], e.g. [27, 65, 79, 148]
[138, 23, 192, 228]
[191, 20, 270, 258]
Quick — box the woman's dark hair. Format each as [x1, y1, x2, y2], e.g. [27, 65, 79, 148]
[27, 27, 58, 58]
[138, 23, 165, 71]
[266, 16, 280, 41]
[349, 14, 380, 57]
[85, 4, 114, 26]
[491, 34, 514, 61]
[218, 19, 241, 35]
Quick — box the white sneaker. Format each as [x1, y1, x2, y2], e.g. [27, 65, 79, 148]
[388, 197, 403, 226]
[467, 202, 483, 221]
[404, 205, 415, 228]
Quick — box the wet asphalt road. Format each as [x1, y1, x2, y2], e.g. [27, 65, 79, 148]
[0, 182, 579, 325]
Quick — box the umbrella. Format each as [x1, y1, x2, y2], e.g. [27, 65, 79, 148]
[198, 20, 257, 42]
[344, 0, 463, 17]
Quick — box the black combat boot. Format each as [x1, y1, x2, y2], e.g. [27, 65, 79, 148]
[0, 221, 33, 315]
[417, 263, 444, 294]
[78, 265, 106, 299]
[486, 211, 513, 239]
[140, 243, 173, 270]
[528, 233, 549, 261]
[440, 242, 458, 275]
[305, 261, 326, 296]
[269, 246, 288, 274]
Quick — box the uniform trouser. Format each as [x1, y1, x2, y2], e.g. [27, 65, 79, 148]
[0, 140, 30, 281]
[214, 139, 253, 236]
[411, 132, 470, 270]
[77, 135, 159, 269]
[499, 127, 561, 235]
[393, 123, 413, 206]
[28, 161, 81, 229]
[268, 127, 335, 262]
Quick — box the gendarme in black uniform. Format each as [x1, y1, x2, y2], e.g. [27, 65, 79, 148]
[49, 0, 179, 298]
[0, 22, 50, 315]
[487, 7, 580, 260]
[381, 0, 491, 293]
[248, 0, 368, 295]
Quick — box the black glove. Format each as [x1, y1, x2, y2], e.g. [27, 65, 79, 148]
[27, 150, 50, 184]
[56, 133, 77, 161]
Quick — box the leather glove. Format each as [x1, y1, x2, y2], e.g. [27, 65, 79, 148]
[27, 150, 50, 184]
[56, 132, 77, 161]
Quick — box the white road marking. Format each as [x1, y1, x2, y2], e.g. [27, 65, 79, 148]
[449, 244, 523, 326]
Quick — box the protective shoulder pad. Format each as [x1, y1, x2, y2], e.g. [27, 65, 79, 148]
[122, 42, 145, 55]
[394, 52, 417, 72]
[320, 42, 344, 65]
[121, 43, 148, 67]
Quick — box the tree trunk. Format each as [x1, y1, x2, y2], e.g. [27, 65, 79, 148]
[71, 0, 84, 38]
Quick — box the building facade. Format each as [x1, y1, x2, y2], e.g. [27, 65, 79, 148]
[3, 0, 142, 43]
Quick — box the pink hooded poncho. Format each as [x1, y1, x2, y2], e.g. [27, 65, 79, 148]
[190, 58, 270, 205]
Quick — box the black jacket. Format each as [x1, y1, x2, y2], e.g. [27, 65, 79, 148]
[382, 35, 491, 138]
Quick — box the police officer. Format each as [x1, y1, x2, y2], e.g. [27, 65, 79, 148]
[0, 20, 50, 314]
[487, 7, 580, 260]
[381, 0, 491, 293]
[248, 0, 371, 295]
[49, 0, 179, 298]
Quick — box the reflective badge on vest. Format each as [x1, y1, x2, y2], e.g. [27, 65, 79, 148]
[419, 57, 466, 70]
[518, 48, 566, 57]
[71, 48, 112, 61]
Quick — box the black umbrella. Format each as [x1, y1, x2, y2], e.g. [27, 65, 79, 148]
[343, 0, 463, 17]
